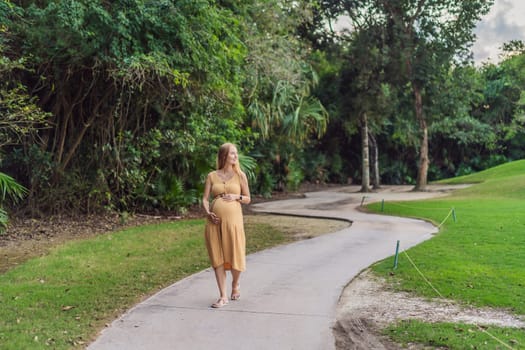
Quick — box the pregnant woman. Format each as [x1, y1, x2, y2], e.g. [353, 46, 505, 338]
[202, 143, 251, 308]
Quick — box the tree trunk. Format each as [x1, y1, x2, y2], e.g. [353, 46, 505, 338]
[369, 132, 381, 189]
[413, 83, 429, 191]
[360, 113, 371, 192]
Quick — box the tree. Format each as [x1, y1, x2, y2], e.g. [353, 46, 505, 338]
[5, 0, 251, 213]
[1, 0, 330, 214]
[1, 1, 47, 224]
[242, 1, 328, 194]
[318, 0, 493, 190]
[378, 0, 494, 190]
[338, 23, 393, 192]
[471, 48, 525, 165]
[420, 63, 493, 178]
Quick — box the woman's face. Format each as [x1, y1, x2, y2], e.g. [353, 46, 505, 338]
[226, 146, 238, 166]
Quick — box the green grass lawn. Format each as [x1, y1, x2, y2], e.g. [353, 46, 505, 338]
[369, 159, 525, 349]
[0, 219, 290, 349]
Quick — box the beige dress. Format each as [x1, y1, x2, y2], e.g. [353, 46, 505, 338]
[204, 171, 246, 271]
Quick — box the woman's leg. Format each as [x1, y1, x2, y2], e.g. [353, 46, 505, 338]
[231, 269, 241, 300]
[214, 265, 227, 298]
[211, 265, 228, 307]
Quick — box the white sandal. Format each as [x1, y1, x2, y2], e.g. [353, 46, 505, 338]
[211, 297, 229, 308]
[231, 284, 241, 301]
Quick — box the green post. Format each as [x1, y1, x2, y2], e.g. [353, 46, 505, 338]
[361, 196, 366, 206]
[452, 207, 456, 222]
[381, 199, 384, 212]
[393, 240, 400, 269]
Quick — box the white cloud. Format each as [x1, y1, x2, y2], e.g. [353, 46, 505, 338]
[331, 1, 525, 65]
[473, 0, 525, 64]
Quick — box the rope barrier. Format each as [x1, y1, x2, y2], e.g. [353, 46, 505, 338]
[402, 250, 515, 350]
[378, 200, 457, 228]
[403, 251, 445, 299]
[437, 208, 454, 228]
[475, 325, 516, 350]
[381, 201, 452, 210]
[382, 199, 518, 348]
[381, 201, 519, 213]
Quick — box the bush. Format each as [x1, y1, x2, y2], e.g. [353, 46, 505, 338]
[286, 159, 304, 192]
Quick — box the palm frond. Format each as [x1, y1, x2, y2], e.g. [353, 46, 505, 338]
[239, 154, 257, 184]
[0, 172, 27, 204]
[0, 207, 8, 233]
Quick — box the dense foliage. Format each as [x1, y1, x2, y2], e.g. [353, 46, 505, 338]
[0, 0, 524, 220]
[1, 0, 326, 216]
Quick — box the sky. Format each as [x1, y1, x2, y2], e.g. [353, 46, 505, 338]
[332, 0, 525, 65]
[473, 0, 525, 64]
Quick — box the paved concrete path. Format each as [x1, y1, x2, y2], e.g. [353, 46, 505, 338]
[88, 185, 458, 350]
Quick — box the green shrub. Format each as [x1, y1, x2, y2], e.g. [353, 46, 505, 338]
[286, 159, 304, 192]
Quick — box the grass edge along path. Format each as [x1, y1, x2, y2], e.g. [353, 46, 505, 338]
[368, 160, 525, 350]
[0, 215, 343, 350]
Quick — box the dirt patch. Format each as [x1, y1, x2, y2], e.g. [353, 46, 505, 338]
[334, 269, 525, 349]
[245, 214, 350, 240]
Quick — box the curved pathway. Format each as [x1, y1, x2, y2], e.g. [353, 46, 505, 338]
[88, 185, 459, 350]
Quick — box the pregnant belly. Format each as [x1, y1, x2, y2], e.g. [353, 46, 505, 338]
[212, 199, 241, 218]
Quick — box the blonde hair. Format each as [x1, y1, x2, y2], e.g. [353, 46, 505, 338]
[216, 143, 241, 175]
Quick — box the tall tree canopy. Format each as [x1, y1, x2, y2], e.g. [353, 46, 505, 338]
[380, 0, 493, 189]
[3, 0, 525, 221]
[315, 0, 493, 190]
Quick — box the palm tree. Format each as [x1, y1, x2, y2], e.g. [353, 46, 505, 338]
[0, 172, 27, 232]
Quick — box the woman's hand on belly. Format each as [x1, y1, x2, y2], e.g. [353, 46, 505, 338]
[207, 212, 221, 225]
[220, 193, 239, 202]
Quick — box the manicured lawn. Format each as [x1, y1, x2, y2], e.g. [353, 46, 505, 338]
[369, 160, 525, 349]
[0, 219, 290, 349]
[384, 320, 524, 350]
[1, 159, 523, 349]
